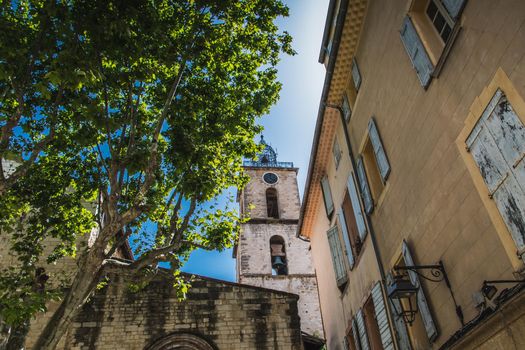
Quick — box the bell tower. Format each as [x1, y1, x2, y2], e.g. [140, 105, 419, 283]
[233, 136, 323, 337]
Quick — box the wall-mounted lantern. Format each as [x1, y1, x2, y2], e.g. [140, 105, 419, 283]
[388, 261, 464, 326]
[387, 274, 419, 324]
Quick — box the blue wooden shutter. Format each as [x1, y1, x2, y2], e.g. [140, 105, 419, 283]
[352, 57, 362, 90]
[338, 208, 355, 270]
[356, 157, 374, 214]
[400, 16, 434, 88]
[327, 226, 347, 286]
[402, 240, 438, 342]
[321, 175, 334, 217]
[352, 318, 362, 350]
[466, 90, 525, 262]
[368, 118, 391, 182]
[347, 172, 367, 240]
[442, 0, 467, 19]
[343, 93, 352, 122]
[356, 309, 370, 350]
[371, 282, 395, 350]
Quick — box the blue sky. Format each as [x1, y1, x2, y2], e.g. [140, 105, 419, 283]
[181, 0, 330, 281]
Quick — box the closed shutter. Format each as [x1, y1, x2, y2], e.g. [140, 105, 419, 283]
[368, 118, 391, 182]
[466, 90, 525, 262]
[347, 172, 367, 240]
[356, 157, 374, 214]
[338, 208, 355, 270]
[352, 57, 362, 90]
[352, 318, 362, 350]
[343, 93, 352, 122]
[371, 282, 395, 350]
[400, 16, 434, 88]
[321, 175, 335, 217]
[356, 309, 370, 350]
[402, 240, 438, 342]
[327, 226, 347, 286]
[441, 0, 467, 19]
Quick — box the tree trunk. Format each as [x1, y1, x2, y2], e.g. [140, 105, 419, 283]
[32, 251, 104, 350]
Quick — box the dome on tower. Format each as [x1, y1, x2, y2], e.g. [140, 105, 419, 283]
[242, 135, 294, 168]
[258, 135, 277, 164]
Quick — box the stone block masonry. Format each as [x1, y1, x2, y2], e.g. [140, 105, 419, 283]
[25, 271, 304, 350]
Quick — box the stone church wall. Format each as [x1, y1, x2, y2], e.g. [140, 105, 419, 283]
[26, 272, 303, 350]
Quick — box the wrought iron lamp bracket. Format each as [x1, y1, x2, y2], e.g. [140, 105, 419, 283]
[394, 262, 448, 284]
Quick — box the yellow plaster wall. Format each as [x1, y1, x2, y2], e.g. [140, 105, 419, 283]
[344, 0, 525, 347]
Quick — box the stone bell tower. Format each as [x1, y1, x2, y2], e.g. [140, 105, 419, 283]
[233, 136, 323, 337]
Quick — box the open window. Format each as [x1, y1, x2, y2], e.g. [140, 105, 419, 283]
[401, 0, 467, 87]
[356, 118, 391, 214]
[270, 235, 288, 276]
[266, 188, 279, 219]
[321, 175, 335, 218]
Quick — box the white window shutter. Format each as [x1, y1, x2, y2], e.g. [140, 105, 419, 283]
[343, 94, 352, 122]
[402, 240, 439, 342]
[327, 226, 347, 286]
[467, 90, 525, 262]
[352, 57, 362, 90]
[321, 175, 335, 217]
[368, 118, 391, 182]
[356, 309, 370, 350]
[356, 156, 374, 214]
[386, 273, 412, 350]
[371, 282, 395, 350]
[338, 208, 355, 270]
[441, 0, 467, 19]
[347, 172, 367, 240]
[352, 318, 362, 350]
[400, 16, 434, 88]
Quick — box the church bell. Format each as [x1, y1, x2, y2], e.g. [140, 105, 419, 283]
[272, 256, 286, 269]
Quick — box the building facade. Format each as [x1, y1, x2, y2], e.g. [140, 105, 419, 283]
[299, 0, 525, 349]
[234, 137, 324, 338]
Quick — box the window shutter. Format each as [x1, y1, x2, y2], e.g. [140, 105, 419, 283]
[327, 226, 347, 286]
[368, 118, 391, 182]
[347, 173, 367, 240]
[466, 90, 525, 262]
[352, 58, 362, 90]
[343, 94, 352, 122]
[356, 157, 374, 214]
[338, 208, 355, 270]
[371, 282, 395, 350]
[321, 175, 335, 217]
[400, 16, 434, 88]
[402, 240, 439, 342]
[386, 273, 412, 350]
[356, 309, 370, 350]
[333, 137, 342, 169]
[352, 318, 362, 350]
[441, 0, 467, 19]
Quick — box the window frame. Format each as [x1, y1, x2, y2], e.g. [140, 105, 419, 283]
[457, 68, 525, 271]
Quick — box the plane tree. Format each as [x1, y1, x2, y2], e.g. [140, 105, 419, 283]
[0, 1, 293, 348]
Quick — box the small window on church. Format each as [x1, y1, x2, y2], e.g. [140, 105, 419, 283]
[266, 188, 279, 219]
[270, 235, 288, 275]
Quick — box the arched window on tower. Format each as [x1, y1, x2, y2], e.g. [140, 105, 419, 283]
[270, 235, 288, 276]
[266, 188, 279, 219]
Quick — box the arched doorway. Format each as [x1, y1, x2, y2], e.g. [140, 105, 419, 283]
[146, 333, 215, 350]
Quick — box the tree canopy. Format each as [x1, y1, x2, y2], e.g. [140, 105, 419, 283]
[0, 0, 293, 348]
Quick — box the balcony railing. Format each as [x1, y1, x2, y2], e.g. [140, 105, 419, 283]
[243, 160, 294, 168]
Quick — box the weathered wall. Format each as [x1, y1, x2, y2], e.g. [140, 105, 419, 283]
[26, 273, 303, 350]
[241, 167, 301, 220]
[236, 166, 324, 338]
